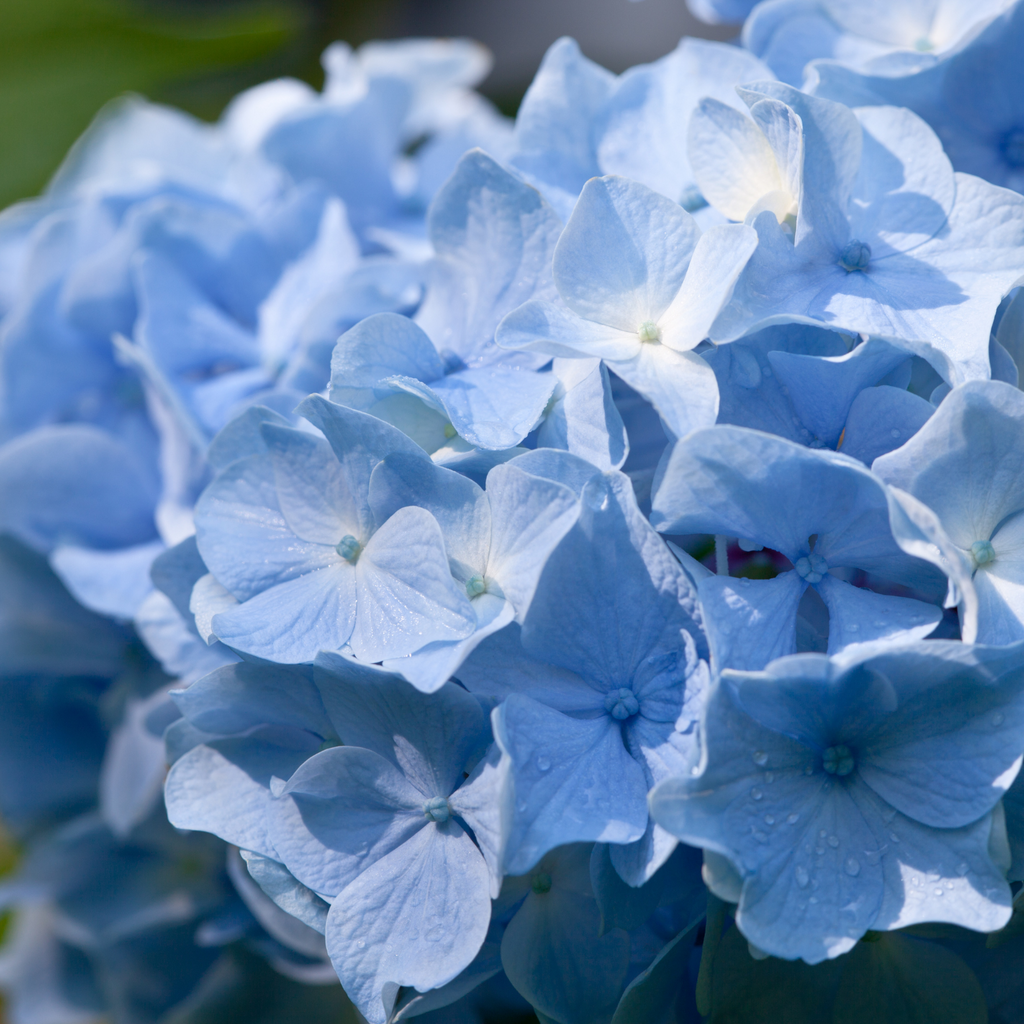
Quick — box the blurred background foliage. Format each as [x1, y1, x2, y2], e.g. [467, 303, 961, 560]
[0, 0, 723, 208]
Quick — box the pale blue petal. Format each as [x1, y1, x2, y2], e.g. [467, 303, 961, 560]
[597, 38, 775, 205]
[484, 456, 583, 618]
[554, 176, 701, 331]
[500, 850, 631, 1024]
[312, 656, 487, 798]
[329, 312, 444, 409]
[448, 744, 514, 899]
[325, 822, 491, 1024]
[368, 451, 489, 577]
[194, 454, 337, 602]
[430, 366, 556, 449]
[351, 505, 477, 662]
[840, 386, 934, 465]
[206, 404, 291, 472]
[538, 358, 628, 471]
[699, 572, 806, 672]
[496, 297, 640, 361]
[767, 338, 910, 448]
[171, 661, 333, 739]
[815, 574, 940, 653]
[164, 726, 320, 858]
[382, 597, 516, 694]
[494, 694, 649, 874]
[211, 564, 355, 663]
[0, 425, 158, 553]
[851, 783, 1013, 936]
[417, 149, 562, 363]
[49, 540, 162, 620]
[609, 344, 719, 441]
[270, 745, 426, 896]
[261, 423, 362, 544]
[511, 37, 617, 219]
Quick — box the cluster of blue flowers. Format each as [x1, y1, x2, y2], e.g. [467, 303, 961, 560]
[4, 4, 1024, 1021]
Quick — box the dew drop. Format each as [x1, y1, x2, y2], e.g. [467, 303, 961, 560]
[536, 756, 551, 772]
[356, 940, 366, 949]
[751, 787, 764, 801]
[764, 814, 775, 825]
[889, 832, 900, 843]
[819, 830, 828, 838]
[891, 428, 900, 439]
[957, 862, 969, 876]
[753, 750, 769, 766]
[827, 835, 840, 848]
[804, 765, 815, 776]
[934, 888, 944, 897]
[752, 829, 768, 842]
[993, 712, 1006, 726]
[911, 876, 920, 886]
[787, 813, 800, 825]
[765, 772, 775, 784]
[844, 857, 860, 876]
[809, 896, 819, 905]
[815, 846, 826, 856]
[425, 925, 445, 942]
[795, 865, 810, 888]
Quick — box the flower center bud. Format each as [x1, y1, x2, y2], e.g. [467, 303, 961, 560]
[336, 535, 362, 564]
[466, 573, 487, 598]
[638, 320, 661, 344]
[823, 744, 855, 776]
[794, 552, 828, 584]
[971, 539, 996, 568]
[604, 687, 640, 720]
[423, 796, 451, 823]
[531, 872, 552, 895]
[838, 240, 871, 273]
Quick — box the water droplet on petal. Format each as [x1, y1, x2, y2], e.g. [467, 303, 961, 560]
[751, 787, 763, 800]
[844, 857, 860, 876]
[764, 814, 775, 825]
[993, 712, 1006, 726]
[889, 832, 900, 843]
[536, 756, 551, 772]
[764, 771, 774, 784]
[795, 865, 809, 888]
[753, 750, 769, 767]
[957, 862, 969, 876]
[787, 813, 799, 825]
[934, 888, 944, 897]
[827, 835, 840, 848]
[356, 940, 366, 949]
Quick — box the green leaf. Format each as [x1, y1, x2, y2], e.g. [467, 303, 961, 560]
[832, 933, 987, 1024]
[708, 925, 842, 1024]
[0, 0, 299, 206]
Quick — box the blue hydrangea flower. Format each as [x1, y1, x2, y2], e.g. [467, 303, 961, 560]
[707, 84, 1024, 386]
[651, 426, 962, 670]
[745, 0, 1014, 87]
[267, 657, 502, 1023]
[369, 448, 590, 692]
[192, 396, 479, 663]
[874, 379, 1024, 644]
[497, 176, 757, 440]
[650, 640, 1024, 963]
[705, 326, 935, 462]
[458, 471, 708, 885]
[510, 36, 773, 223]
[811, 0, 1024, 198]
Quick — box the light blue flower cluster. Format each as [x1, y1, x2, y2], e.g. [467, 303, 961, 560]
[5, 8, 1024, 1023]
